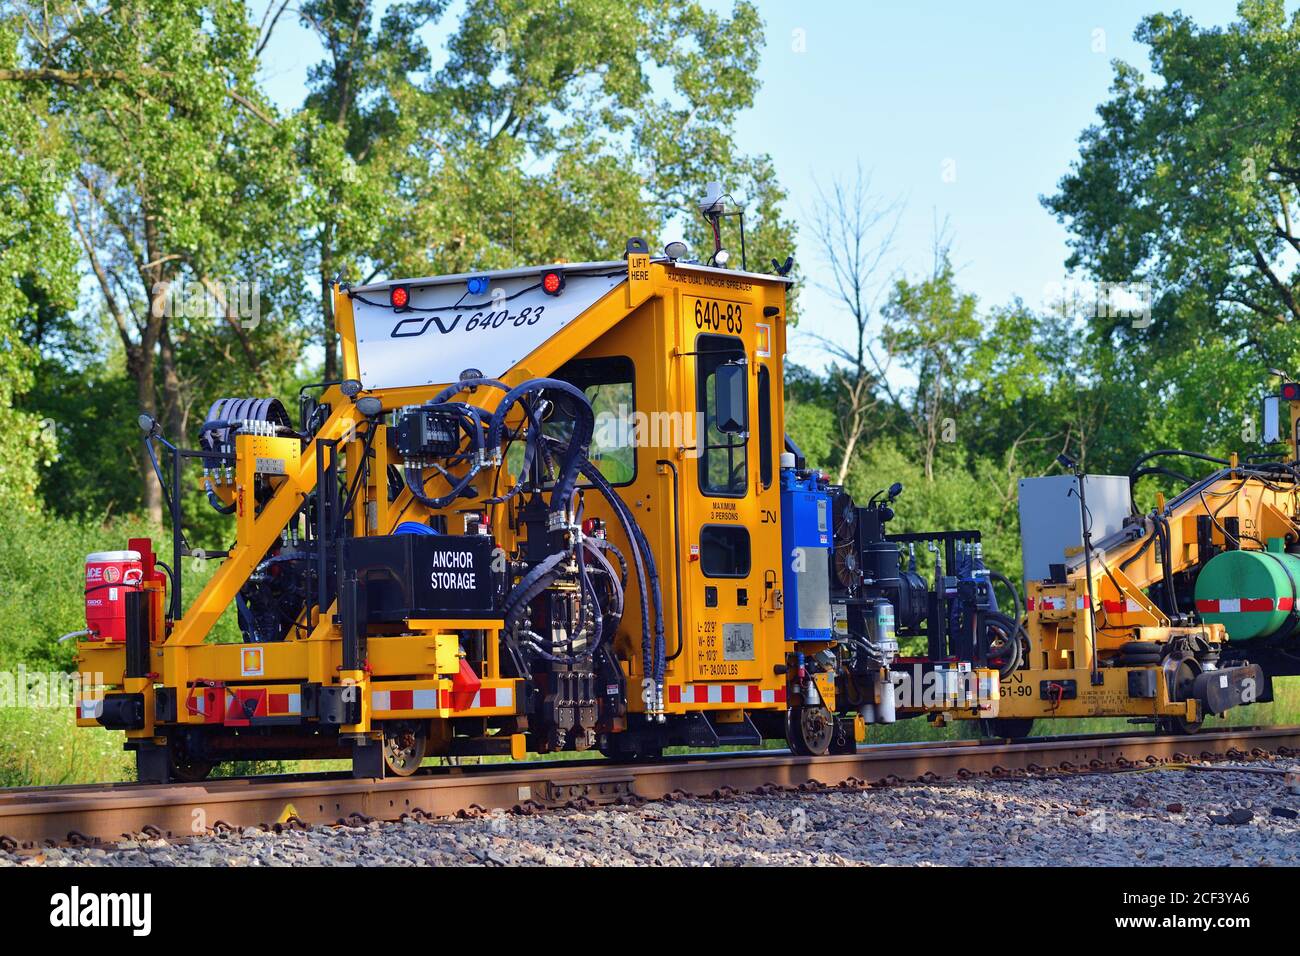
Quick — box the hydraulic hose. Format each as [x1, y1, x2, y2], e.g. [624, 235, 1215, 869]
[404, 404, 490, 509]
[431, 377, 512, 404]
[487, 378, 594, 517]
[982, 610, 1023, 678]
[583, 539, 625, 630]
[578, 459, 666, 685]
[988, 569, 1022, 625]
[1128, 449, 1231, 515]
[527, 440, 654, 684]
[204, 478, 237, 515]
[590, 537, 628, 589]
[503, 551, 568, 627]
[1154, 514, 1180, 616]
[575, 527, 603, 653]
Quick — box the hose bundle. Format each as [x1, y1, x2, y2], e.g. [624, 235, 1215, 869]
[399, 375, 661, 706]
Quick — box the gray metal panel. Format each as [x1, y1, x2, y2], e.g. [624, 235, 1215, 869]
[797, 560, 832, 631]
[350, 271, 626, 390]
[1018, 475, 1131, 586]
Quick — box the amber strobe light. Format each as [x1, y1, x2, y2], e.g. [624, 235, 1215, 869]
[390, 285, 410, 309]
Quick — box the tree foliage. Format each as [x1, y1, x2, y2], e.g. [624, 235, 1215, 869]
[0, 0, 794, 526]
[1047, 1, 1300, 331]
[0, 22, 77, 508]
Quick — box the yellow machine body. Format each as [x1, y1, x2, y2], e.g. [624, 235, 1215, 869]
[979, 451, 1290, 732]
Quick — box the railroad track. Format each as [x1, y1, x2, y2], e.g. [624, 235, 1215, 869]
[2, 726, 1298, 850]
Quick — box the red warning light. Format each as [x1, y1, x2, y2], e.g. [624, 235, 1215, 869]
[1283, 382, 1300, 401]
[390, 285, 410, 309]
[541, 271, 564, 296]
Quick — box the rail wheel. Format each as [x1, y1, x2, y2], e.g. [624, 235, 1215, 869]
[599, 734, 664, 763]
[170, 753, 214, 783]
[381, 721, 427, 776]
[1157, 653, 1203, 735]
[1155, 715, 1202, 735]
[787, 705, 835, 756]
[136, 736, 213, 784]
[600, 745, 665, 763]
[980, 718, 1035, 739]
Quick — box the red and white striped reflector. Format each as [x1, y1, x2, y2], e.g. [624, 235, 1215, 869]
[372, 689, 441, 712]
[1101, 598, 1145, 614]
[1027, 596, 1090, 611]
[458, 686, 512, 710]
[667, 684, 786, 705]
[1195, 597, 1294, 614]
[267, 692, 301, 715]
[372, 685, 514, 712]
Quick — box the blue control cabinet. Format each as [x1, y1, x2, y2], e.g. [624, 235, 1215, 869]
[779, 469, 833, 642]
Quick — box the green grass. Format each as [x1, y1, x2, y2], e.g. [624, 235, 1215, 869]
[0, 507, 245, 787]
[0, 706, 133, 787]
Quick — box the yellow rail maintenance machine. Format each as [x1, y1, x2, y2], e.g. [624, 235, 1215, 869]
[74, 229, 1275, 781]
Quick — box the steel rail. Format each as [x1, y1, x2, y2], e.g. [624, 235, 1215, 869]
[2, 726, 1297, 850]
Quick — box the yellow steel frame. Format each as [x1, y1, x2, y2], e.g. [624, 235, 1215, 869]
[82, 256, 808, 755]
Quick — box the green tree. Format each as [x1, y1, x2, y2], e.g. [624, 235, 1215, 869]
[782, 363, 839, 471]
[295, 0, 446, 379]
[295, 0, 798, 376]
[0, 22, 76, 508]
[879, 241, 980, 481]
[1045, 0, 1300, 354]
[1, 0, 305, 522]
[806, 166, 901, 483]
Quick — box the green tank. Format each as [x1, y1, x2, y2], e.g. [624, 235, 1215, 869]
[1193, 541, 1300, 640]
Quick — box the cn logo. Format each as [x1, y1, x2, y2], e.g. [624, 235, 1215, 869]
[390, 314, 462, 338]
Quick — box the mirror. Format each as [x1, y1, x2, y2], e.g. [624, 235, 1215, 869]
[1263, 395, 1282, 444]
[713, 361, 747, 434]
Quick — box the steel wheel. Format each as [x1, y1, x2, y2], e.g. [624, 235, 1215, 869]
[598, 734, 664, 763]
[787, 705, 835, 756]
[168, 736, 213, 783]
[980, 718, 1034, 739]
[1155, 714, 1202, 735]
[1158, 653, 1203, 735]
[381, 721, 427, 776]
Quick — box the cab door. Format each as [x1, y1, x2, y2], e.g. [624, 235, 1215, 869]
[683, 329, 764, 685]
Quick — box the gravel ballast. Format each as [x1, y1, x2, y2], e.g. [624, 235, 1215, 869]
[7, 760, 1300, 866]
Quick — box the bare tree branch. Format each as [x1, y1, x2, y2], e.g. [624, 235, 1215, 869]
[255, 0, 293, 57]
[805, 164, 903, 483]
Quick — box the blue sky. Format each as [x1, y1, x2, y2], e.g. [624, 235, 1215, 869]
[256, 0, 1259, 367]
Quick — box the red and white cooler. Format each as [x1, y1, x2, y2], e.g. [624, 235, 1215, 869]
[84, 550, 144, 642]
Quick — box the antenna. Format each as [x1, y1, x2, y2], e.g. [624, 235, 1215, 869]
[697, 182, 747, 271]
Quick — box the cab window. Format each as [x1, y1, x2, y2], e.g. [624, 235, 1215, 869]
[701, 525, 751, 578]
[757, 365, 772, 489]
[697, 334, 747, 496]
[543, 355, 637, 485]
